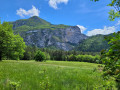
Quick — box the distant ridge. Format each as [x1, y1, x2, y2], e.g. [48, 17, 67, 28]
[9, 16, 109, 51]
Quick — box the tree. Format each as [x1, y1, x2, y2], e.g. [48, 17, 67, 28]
[101, 32, 120, 89]
[0, 22, 26, 60]
[34, 50, 46, 62]
[91, 0, 120, 21]
[11, 34, 26, 60]
[22, 46, 38, 60]
[91, 0, 120, 89]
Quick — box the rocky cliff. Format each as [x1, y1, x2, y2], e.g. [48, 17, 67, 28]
[11, 16, 88, 51]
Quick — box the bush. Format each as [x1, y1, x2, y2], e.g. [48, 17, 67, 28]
[34, 50, 46, 62]
[44, 52, 50, 60]
[68, 54, 100, 63]
[68, 54, 77, 61]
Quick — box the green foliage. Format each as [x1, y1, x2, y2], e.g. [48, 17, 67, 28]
[0, 22, 26, 60]
[101, 32, 120, 89]
[22, 46, 38, 60]
[108, 9, 120, 21]
[39, 70, 51, 90]
[94, 79, 116, 89]
[34, 50, 46, 62]
[23, 47, 50, 60]
[40, 75, 51, 90]
[91, 0, 120, 89]
[40, 48, 100, 62]
[68, 54, 100, 63]
[11, 16, 50, 29]
[68, 54, 77, 61]
[77, 35, 109, 52]
[9, 80, 21, 90]
[91, 0, 120, 21]
[40, 48, 100, 63]
[14, 24, 69, 33]
[10, 16, 69, 33]
[12, 34, 26, 60]
[44, 52, 51, 60]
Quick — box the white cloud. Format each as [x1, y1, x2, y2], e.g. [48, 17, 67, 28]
[77, 25, 87, 33]
[16, 5, 40, 17]
[49, 0, 68, 9]
[116, 20, 120, 26]
[87, 26, 116, 36]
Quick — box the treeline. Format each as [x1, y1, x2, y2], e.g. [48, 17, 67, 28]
[76, 35, 109, 52]
[22, 46, 101, 63]
[68, 54, 100, 63]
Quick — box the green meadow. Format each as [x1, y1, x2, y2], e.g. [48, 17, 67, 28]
[0, 60, 112, 90]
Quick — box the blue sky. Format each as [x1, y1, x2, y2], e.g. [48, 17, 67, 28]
[0, 0, 120, 36]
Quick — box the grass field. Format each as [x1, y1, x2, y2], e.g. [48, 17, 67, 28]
[0, 60, 110, 90]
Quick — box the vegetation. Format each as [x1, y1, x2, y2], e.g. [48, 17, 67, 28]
[22, 46, 100, 59]
[76, 35, 109, 52]
[91, 0, 120, 89]
[11, 16, 70, 33]
[0, 60, 116, 90]
[0, 22, 26, 60]
[101, 32, 120, 89]
[9, 16, 111, 52]
[43, 34, 110, 52]
[91, 0, 120, 21]
[11, 16, 51, 28]
[68, 54, 100, 63]
[22, 46, 38, 60]
[1, 0, 120, 89]
[40, 48, 101, 63]
[34, 50, 46, 62]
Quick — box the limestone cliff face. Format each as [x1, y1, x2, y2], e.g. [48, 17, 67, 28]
[11, 16, 88, 50]
[21, 26, 88, 51]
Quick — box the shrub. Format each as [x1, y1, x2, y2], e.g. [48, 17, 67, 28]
[76, 55, 83, 62]
[34, 50, 46, 62]
[44, 52, 50, 60]
[94, 55, 101, 63]
[73, 55, 100, 63]
[68, 54, 77, 61]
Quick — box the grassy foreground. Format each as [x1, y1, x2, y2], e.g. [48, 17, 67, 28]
[0, 60, 106, 90]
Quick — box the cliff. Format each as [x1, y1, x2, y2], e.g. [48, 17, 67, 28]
[10, 16, 88, 50]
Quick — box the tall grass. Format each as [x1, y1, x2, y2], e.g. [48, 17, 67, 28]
[0, 60, 114, 90]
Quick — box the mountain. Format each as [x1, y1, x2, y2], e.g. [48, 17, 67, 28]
[10, 16, 88, 51]
[10, 16, 69, 34]
[10, 16, 110, 51]
[76, 34, 109, 52]
[11, 16, 51, 28]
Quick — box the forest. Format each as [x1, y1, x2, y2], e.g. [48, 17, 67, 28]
[0, 0, 120, 90]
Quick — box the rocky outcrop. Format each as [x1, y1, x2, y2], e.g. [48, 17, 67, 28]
[22, 26, 88, 51]
[11, 16, 88, 51]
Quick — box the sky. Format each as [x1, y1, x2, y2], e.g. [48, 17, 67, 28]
[0, 0, 120, 36]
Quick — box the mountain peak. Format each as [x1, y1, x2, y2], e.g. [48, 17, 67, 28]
[28, 16, 51, 25]
[29, 16, 41, 20]
[11, 16, 51, 29]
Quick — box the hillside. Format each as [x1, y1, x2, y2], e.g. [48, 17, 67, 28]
[10, 16, 69, 33]
[9, 16, 109, 51]
[10, 16, 88, 51]
[76, 35, 109, 52]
